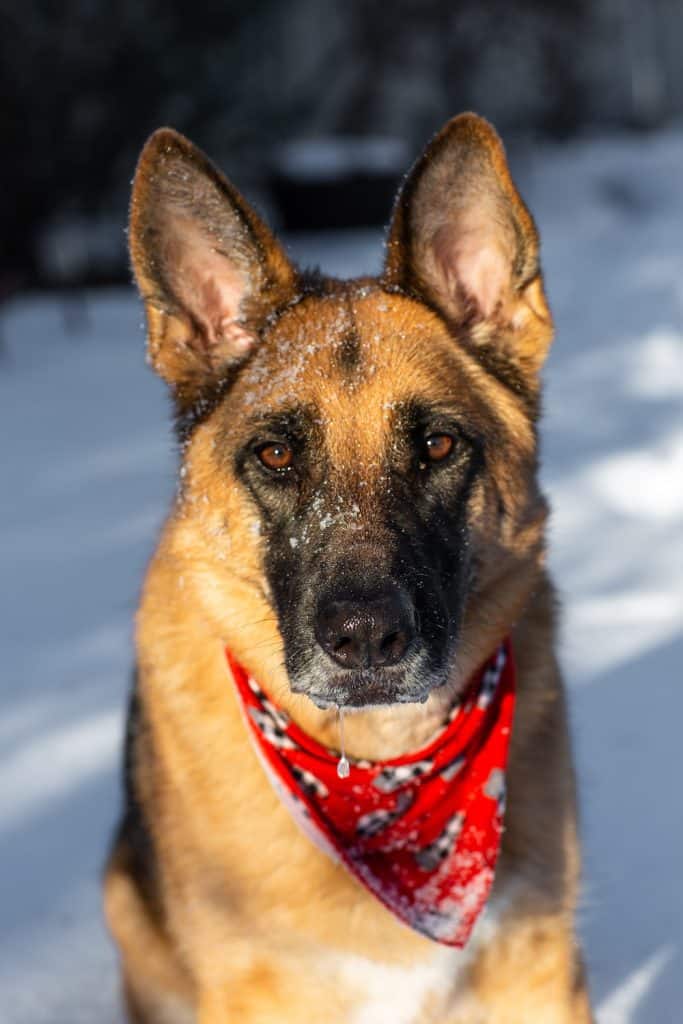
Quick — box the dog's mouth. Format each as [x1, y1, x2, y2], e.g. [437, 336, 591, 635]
[291, 661, 446, 711]
[281, 582, 459, 711]
[306, 682, 431, 711]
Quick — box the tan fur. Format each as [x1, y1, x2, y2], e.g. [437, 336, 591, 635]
[104, 114, 593, 1023]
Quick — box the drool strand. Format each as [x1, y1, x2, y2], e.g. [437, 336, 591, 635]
[336, 706, 350, 779]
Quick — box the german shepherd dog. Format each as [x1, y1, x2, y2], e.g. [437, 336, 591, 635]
[104, 114, 593, 1023]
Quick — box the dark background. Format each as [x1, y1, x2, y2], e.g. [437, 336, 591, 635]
[3, 0, 683, 296]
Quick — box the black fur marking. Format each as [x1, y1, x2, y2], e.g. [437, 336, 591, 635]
[112, 677, 162, 921]
[173, 369, 239, 447]
[297, 266, 334, 298]
[460, 334, 540, 422]
[337, 330, 362, 375]
[232, 404, 325, 522]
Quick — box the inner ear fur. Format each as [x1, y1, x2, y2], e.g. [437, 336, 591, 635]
[130, 128, 296, 398]
[384, 113, 552, 374]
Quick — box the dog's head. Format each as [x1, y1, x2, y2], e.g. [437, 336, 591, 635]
[130, 114, 552, 709]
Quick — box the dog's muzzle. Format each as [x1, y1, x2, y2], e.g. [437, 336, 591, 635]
[291, 584, 430, 709]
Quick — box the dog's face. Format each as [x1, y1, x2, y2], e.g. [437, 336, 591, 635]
[129, 115, 552, 708]
[223, 292, 490, 708]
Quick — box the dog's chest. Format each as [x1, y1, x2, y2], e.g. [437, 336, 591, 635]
[334, 947, 459, 1024]
[324, 897, 505, 1024]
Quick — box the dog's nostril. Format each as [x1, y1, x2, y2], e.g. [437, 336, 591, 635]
[379, 630, 408, 665]
[382, 630, 401, 649]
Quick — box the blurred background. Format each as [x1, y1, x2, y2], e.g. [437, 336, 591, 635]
[1, 2, 682, 1023]
[5, 0, 683, 294]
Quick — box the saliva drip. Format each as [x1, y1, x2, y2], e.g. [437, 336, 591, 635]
[336, 705, 350, 779]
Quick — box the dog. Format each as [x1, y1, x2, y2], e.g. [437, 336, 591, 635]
[104, 113, 593, 1024]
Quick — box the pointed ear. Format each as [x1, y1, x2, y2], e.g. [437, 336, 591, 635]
[384, 113, 552, 374]
[130, 128, 297, 397]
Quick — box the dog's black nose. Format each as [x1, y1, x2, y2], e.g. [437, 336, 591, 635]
[315, 589, 415, 669]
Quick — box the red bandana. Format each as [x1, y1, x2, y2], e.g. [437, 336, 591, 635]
[226, 639, 515, 947]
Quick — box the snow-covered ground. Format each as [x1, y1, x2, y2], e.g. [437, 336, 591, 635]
[1, 132, 682, 1023]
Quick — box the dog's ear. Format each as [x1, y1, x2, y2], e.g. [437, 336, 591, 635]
[384, 113, 552, 374]
[130, 128, 296, 397]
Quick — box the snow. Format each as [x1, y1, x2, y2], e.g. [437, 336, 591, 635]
[1, 131, 682, 1022]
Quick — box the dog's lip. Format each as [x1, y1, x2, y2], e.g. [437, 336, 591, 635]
[301, 678, 432, 711]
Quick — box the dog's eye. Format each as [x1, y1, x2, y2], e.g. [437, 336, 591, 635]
[256, 442, 294, 472]
[424, 433, 454, 464]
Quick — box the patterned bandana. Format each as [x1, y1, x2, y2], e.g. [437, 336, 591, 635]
[225, 639, 515, 947]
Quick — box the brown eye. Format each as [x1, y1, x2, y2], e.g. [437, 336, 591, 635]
[425, 433, 454, 463]
[256, 442, 293, 472]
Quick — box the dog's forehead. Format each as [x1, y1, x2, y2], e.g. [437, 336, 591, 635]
[236, 288, 462, 447]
